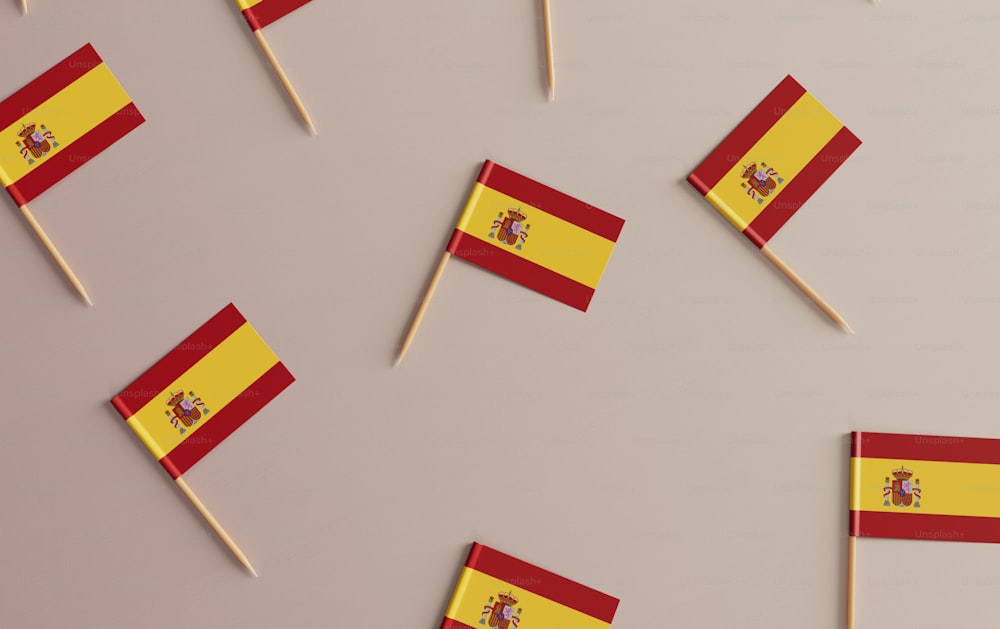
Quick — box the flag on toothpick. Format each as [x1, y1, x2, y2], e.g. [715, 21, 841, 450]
[396, 161, 623, 363]
[851, 431, 1000, 542]
[440, 543, 619, 629]
[449, 160, 624, 311]
[0, 43, 144, 304]
[847, 431, 1000, 628]
[0, 43, 144, 208]
[687, 75, 860, 330]
[234, 0, 316, 133]
[111, 303, 294, 480]
[110, 304, 294, 574]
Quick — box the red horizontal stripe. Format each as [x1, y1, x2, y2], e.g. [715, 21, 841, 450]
[161, 361, 295, 479]
[0, 44, 101, 130]
[743, 125, 861, 248]
[478, 160, 623, 242]
[852, 431, 1000, 465]
[439, 620, 476, 629]
[850, 510, 1000, 544]
[466, 543, 619, 624]
[6, 102, 145, 206]
[111, 304, 246, 420]
[241, 0, 311, 31]
[688, 75, 806, 193]
[446, 230, 596, 311]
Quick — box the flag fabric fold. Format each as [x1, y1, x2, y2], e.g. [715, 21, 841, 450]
[440, 542, 619, 629]
[111, 304, 294, 479]
[447, 160, 625, 311]
[0, 43, 144, 207]
[851, 431, 1000, 543]
[687, 75, 860, 248]
[235, 0, 312, 31]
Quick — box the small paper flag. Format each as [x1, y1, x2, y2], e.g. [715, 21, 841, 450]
[447, 160, 625, 311]
[235, 0, 312, 31]
[688, 75, 860, 248]
[440, 543, 619, 629]
[0, 43, 144, 207]
[852, 431, 1000, 543]
[111, 304, 294, 479]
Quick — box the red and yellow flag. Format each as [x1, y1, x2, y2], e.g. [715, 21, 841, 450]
[111, 304, 294, 480]
[851, 432, 1000, 543]
[235, 0, 312, 31]
[440, 543, 619, 629]
[687, 75, 860, 248]
[0, 43, 144, 207]
[447, 161, 625, 311]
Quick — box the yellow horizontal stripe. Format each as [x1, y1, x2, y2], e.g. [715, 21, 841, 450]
[125, 323, 279, 460]
[457, 183, 616, 289]
[706, 92, 843, 231]
[235, 0, 264, 9]
[851, 456, 1000, 518]
[446, 567, 609, 629]
[0, 63, 132, 187]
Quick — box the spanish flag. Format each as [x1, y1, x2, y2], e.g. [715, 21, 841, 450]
[448, 161, 625, 311]
[0, 43, 143, 207]
[440, 543, 619, 629]
[687, 75, 860, 248]
[111, 304, 294, 480]
[236, 0, 311, 31]
[851, 432, 1000, 543]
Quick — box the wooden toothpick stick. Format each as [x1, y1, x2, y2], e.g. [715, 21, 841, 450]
[253, 30, 316, 134]
[759, 244, 852, 333]
[395, 251, 452, 365]
[18, 203, 92, 305]
[542, 0, 555, 100]
[175, 476, 257, 576]
[847, 535, 856, 629]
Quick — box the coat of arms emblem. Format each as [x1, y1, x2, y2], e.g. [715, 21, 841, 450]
[479, 591, 522, 629]
[164, 390, 210, 435]
[488, 209, 530, 251]
[16, 123, 59, 165]
[740, 161, 783, 204]
[883, 465, 921, 508]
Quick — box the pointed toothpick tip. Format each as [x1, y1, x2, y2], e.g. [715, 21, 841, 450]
[547, 88, 555, 102]
[307, 121, 317, 136]
[247, 564, 259, 577]
[841, 321, 855, 335]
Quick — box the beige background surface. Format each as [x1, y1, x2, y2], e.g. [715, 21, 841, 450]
[2, 1, 999, 628]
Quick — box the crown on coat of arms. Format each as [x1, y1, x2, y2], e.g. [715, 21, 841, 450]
[891, 465, 914, 481]
[497, 592, 519, 606]
[17, 123, 37, 138]
[506, 208, 527, 222]
[166, 390, 187, 406]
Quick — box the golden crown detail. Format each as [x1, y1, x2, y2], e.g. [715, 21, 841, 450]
[891, 465, 914, 481]
[507, 208, 527, 222]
